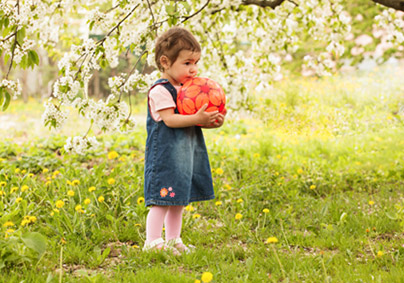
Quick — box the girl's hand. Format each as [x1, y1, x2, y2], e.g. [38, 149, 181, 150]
[200, 113, 225, 128]
[194, 104, 220, 125]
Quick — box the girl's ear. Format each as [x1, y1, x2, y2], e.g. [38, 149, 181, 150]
[160, 55, 171, 70]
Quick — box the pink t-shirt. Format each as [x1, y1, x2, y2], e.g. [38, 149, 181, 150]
[149, 84, 180, 121]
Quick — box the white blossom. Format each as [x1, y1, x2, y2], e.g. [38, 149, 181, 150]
[64, 136, 100, 155]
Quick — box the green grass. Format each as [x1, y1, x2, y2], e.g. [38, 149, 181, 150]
[1, 65, 404, 282]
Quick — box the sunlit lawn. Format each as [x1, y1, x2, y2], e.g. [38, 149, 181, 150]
[1, 65, 404, 282]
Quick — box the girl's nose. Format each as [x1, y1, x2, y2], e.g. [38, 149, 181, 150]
[190, 65, 198, 75]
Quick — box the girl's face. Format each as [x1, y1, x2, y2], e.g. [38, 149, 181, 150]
[161, 50, 200, 86]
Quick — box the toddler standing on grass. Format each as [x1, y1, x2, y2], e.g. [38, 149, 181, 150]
[143, 26, 225, 254]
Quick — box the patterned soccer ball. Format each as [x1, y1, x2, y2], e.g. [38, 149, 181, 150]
[177, 77, 226, 115]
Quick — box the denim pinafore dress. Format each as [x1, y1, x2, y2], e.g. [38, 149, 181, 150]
[144, 79, 215, 207]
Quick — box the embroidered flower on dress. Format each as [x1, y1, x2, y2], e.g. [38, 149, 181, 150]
[160, 188, 168, 197]
[169, 192, 175, 198]
[168, 187, 173, 191]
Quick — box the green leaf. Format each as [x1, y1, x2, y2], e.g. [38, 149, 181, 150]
[16, 27, 26, 45]
[106, 214, 115, 222]
[1, 91, 11, 111]
[0, 88, 4, 107]
[89, 21, 95, 31]
[165, 4, 176, 16]
[21, 232, 47, 258]
[28, 50, 39, 67]
[386, 212, 397, 220]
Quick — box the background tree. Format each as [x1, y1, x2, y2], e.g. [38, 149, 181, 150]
[1, 0, 403, 153]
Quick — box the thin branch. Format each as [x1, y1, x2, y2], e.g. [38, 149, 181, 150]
[146, 0, 158, 37]
[0, 31, 17, 42]
[6, 38, 17, 79]
[118, 50, 148, 102]
[372, 0, 404, 12]
[105, 3, 121, 14]
[181, 0, 211, 23]
[97, 3, 140, 45]
[241, 0, 285, 9]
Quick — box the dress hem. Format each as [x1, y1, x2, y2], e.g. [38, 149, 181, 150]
[145, 194, 215, 207]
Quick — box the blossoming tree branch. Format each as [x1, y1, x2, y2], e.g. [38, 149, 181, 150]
[1, 0, 403, 154]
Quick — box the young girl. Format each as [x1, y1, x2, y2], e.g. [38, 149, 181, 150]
[143, 27, 225, 254]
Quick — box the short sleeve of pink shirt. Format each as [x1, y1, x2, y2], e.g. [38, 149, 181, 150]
[149, 84, 180, 122]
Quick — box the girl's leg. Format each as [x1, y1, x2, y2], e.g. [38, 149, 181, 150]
[164, 205, 184, 241]
[145, 205, 169, 245]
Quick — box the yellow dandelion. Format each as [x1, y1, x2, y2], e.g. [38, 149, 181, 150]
[215, 201, 222, 206]
[53, 170, 60, 176]
[29, 216, 37, 223]
[108, 151, 119, 160]
[185, 205, 194, 212]
[28, 173, 34, 178]
[75, 205, 82, 212]
[0, 181, 6, 187]
[53, 209, 60, 213]
[132, 245, 140, 249]
[137, 197, 145, 205]
[215, 168, 224, 175]
[195, 280, 201, 283]
[276, 155, 281, 159]
[263, 208, 270, 213]
[377, 251, 384, 258]
[266, 237, 279, 244]
[72, 179, 80, 186]
[236, 198, 243, 203]
[135, 223, 142, 227]
[119, 156, 126, 162]
[310, 185, 316, 190]
[193, 214, 201, 219]
[84, 198, 91, 205]
[107, 178, 115, 185]
[66, 180, 72, 185]
[369, 200, 375, 206]
[201, 271, 213, 283]
[98, 196, 105, 203]
[224, 184, 232, 190]
[42, 168, 49, 174]
[16, 197, 22, 203]
[0, 190, 5, 196]
[15, 168, 21, 174]
[297, 168, 303, 174]
[45, 181, 51, 186]
[67, 190, 75, 197]
[55, 200, 64, 208]
[50, 212, 54, 216]
[235, 213, 243, 220]
[5, 228, 15, 237]
[3, 221, 14, 227]
[88, 186, 96, 192]
[21, 169, 27, 174]
[21, 185, 29, 192]
[253, 153, 260, 158]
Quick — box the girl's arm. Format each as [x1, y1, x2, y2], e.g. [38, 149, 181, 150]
[159, 104, 220, 128]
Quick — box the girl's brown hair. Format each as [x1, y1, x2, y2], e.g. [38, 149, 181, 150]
[155, 27, 201, 72]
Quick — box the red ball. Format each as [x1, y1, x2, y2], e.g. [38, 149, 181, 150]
[177, 77, 226, 115]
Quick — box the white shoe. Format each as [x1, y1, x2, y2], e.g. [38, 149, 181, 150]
[166, 238, 195, 254]
[143, 238, 180, 255]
